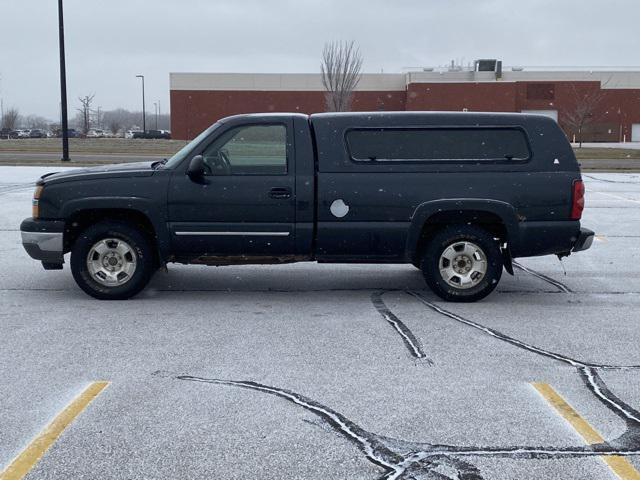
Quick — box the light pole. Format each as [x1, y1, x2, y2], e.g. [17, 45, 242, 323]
[136, 75, 146, 133]
[58, 0, 70, 161]
[153, 102, 158, 129]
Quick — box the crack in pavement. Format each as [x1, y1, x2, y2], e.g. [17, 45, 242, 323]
[406, 290, 640, 370]
[406, 290, 640, 462]
[177, 375, 640, 480]
[371, 291, 432, 363]
[165, 286, 640, 478]
[513, 261, 573, 293]
[579, 366, 640, 450]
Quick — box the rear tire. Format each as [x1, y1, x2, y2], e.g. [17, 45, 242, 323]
[421, 225, 503, 302]
[71, 221, 156, 300]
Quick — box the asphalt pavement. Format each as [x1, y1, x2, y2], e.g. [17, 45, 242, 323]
[0, 167, 639, 479]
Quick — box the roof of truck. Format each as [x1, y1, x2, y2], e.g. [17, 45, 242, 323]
[309, 111, 551, 122]
[220, 111, 555, 124]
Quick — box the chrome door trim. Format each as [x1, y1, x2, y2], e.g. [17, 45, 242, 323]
[174, 231, 290, 237]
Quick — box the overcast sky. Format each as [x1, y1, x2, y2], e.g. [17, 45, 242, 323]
[1, 0, 639, 120]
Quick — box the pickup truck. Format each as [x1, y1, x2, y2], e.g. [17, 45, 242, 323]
[20, 112, 594, 301]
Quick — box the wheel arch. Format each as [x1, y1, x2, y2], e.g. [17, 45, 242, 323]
[61, 199, 169, 265]
[406, 199, 519, 264]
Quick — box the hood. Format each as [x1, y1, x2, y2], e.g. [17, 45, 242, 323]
[39, 161, 156, 185]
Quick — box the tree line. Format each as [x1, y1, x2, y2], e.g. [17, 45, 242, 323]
[1, 104, 170, 134]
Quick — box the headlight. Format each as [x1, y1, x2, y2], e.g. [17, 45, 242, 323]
[32, 185, 43, 218]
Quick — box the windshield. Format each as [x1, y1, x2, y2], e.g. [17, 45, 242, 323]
[164, 123, 221, 169]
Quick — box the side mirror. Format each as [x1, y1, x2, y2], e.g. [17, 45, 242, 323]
[187, 155, 205, 180]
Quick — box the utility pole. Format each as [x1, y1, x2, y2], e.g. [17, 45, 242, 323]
[136, 75, 146, 133]
[58, 0, 70, 161]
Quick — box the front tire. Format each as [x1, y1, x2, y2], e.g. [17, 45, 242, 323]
[421, 225, 503, 302]
[71, 221, 156, 300]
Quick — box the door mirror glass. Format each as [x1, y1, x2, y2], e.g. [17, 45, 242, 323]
[187, 155, 205, 179]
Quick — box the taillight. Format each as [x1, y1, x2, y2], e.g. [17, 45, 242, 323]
[32, 185, 43, 218]
[570, 180, 585, 220]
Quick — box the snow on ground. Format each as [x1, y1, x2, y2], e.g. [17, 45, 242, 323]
[1, 167, 639, 479]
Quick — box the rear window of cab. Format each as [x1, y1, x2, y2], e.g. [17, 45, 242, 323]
[345, 127, 531, 163]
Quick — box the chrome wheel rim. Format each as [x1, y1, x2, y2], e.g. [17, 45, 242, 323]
[439, 241, 487, 289]
[86, 238, 137, 287]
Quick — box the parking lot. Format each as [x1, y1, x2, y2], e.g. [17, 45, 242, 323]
[1, 166, 639, 479]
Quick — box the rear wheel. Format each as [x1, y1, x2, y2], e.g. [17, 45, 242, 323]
[421, 225, 503, 302]
[71, 221, 156, 300]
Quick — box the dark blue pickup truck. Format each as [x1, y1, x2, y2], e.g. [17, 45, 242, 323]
[20, 112, 593, 301]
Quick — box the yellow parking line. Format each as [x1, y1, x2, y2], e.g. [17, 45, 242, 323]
[533, 382, 640, 480]
[0, 381, 109, 480]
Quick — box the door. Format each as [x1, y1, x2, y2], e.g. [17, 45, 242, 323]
[167, 120, 296, 258]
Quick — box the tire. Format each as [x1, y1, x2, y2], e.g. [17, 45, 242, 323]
[70, 221, 156, 300]
[421, 225, 503, 302]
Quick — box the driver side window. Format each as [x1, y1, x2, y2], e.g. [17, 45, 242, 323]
[201, 124, 287, 175]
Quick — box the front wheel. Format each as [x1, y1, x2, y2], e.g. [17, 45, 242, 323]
[71, 221, 156, 300]
[421, 225, 503, 302]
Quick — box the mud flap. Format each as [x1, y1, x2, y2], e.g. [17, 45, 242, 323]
[501, 245, 514, 275]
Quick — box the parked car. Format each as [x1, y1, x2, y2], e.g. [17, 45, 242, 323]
[125, 130, 143, 139]
[132, 130, 171, 139]
[87, 129, 106, 138]
[55, 128, 79, 138]
[29, 129, 46, 138]
[0, 128, 14, 139]
[16, 129, 31, 138]
[20, 112, 593, 301]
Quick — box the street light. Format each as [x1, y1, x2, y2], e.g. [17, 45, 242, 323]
[153, 102, 158, 130]
[58, 0, 70, 161]
[136, 75, 146, 133]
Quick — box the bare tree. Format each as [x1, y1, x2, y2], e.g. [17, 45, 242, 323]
[24, 115, 50, 129]
[563, 85, 606, 147]
[320, 40, 363, 112]
[108, 119, 122, 136]
[77, 94, 95, 135]
[1, 107, 20, 130]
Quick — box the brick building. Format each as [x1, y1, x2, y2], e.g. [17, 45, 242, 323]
[170, 65, 640, 142]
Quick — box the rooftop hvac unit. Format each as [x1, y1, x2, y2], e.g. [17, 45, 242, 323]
[475, 59, 498, 71]
[474, 59, 503, 79]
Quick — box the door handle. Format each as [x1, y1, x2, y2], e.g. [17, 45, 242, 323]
[269, 187, 292, 199]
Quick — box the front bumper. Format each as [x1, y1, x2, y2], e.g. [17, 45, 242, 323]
[20, 218, 65, 264]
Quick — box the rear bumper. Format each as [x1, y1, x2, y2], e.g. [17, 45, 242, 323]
[20, 218, 65, 264]
[512, 221, 594, 257]
[572, 227, 595, 252]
